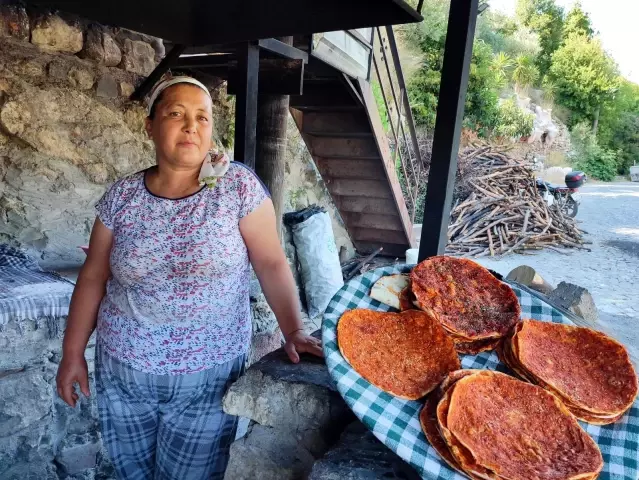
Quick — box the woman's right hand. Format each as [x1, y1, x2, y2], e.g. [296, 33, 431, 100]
[56, 354, 90, 408]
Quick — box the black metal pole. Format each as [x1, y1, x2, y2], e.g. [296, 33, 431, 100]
[234, 42, 260, 168]
[418, 0, 478, 261]
[130, 44, 185, 101]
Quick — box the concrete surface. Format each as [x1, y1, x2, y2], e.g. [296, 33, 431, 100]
[475, 182, 639, 363]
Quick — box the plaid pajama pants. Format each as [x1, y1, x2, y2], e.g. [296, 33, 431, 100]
[95, 344, 246, 480]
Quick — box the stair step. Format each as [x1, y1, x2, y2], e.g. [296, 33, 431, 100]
[304, 131, 373, 138]
[334, 196, 401, 216]
[311, 137, 379, 158]
[302, 111, 370, 132]
[315, 158, 385, 180]
[352, 228, 408, 245]
[356, 241, 410, 258]
[326, 179, 393, 199]
[342, 212, 405, 231]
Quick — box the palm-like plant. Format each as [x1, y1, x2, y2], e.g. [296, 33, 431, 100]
[491, 52, 513, 87]
[512, 54, 539, 93]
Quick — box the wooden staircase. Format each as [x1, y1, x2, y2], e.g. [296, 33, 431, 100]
[290, 69, 414, 257]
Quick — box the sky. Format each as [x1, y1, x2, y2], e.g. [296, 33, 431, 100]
[488, 0, 639, 84]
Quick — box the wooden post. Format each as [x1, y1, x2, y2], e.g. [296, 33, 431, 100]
[234, 42, 260, 168]
[255, 37, 293, 239]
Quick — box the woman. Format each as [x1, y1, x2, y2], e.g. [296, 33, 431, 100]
[56, 75, 323, 479]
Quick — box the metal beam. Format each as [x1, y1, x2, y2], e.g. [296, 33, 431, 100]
[130, 44, 185, 101]
[418, 0, 479, 261]
[258, 39, 309, 63]
[234, 42, 260, 168]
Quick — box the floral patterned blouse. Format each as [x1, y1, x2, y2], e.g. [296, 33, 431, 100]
[95, 163, 269, 375]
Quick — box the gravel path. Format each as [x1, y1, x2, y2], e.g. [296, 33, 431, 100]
[474, 182, 639, 361]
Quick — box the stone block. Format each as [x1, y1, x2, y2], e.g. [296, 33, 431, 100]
[548, 281, 599, 326]
[249, 331, 282, 366]
[31, 14, 83, 54]
[0, 317, 66, 370]
[80, 26, 122, 67]
[223, 332, 349, 432]
[120, 39, 155, 76]
[119, 81, 135, 98]
[251, 293, 278, 334]
[224, 423, 317, 480]
[308, 422, 421, 480]
[0, 5, 29, 41]
[0, 422, 55, 479]
[55, 436, 100, 474]
[96, 74, 118, 99]
[68, 67, 95, 90]
[0, 368, 52, 437]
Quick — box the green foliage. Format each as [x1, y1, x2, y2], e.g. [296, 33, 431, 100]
[495, 99, 535, 139]
[548, 35, 619, 127]
[463, 41, 502, 136]
[372, 79, 391, 134]
[491, 52, 513, 87]
[563, 2, 594, 40]
[516, 0, 565, 78]
[512, 54, 540, 92]
[476, 10, 540, 59]
[570, 122, 619, 181]
[597, 80, 639, 174]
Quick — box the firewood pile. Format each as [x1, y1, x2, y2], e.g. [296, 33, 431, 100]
[447, 145, 589, 257]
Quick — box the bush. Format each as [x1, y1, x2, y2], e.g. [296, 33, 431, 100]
[495, 99, 535, 139]
[569, 122, 619, 181]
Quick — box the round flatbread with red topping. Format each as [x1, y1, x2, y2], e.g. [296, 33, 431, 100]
[337, 309, 460, 400]
[411, 256, 520, 345]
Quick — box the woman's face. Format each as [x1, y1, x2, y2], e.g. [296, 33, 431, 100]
[145, 84, 213, 169]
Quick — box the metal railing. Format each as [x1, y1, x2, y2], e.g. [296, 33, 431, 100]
[370, 26, 424, 223]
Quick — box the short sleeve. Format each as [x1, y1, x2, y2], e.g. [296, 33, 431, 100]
[95, 184, 118, 230]
[237, 164, 271, 218]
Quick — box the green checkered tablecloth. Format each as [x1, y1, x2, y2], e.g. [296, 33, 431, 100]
[322, 264, 639, 480]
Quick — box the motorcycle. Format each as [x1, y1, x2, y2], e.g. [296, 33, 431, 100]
[535, 171, 586, 218]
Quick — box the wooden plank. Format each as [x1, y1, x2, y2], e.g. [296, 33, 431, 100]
[342, 212, 404, 231]
[357, 77, 414, 246]
[354, 241, 409, 257]
[315, 158, 384, 180]
[311, 137, 379, 158]
[326, 179, 393, 199]
[301, 111, 369, 134]
[334, 196, 399, 216]
[352, 228, 408, 245]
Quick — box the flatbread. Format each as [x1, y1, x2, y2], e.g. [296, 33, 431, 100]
[454, 337, 502, 355]
[447, 371, 603, 480]
[411, 256, 520, 342]
[420, 370, 488, 480]
[515, 320, 638, 417]
[338, 309, 461, 400]
[370, 274, 410, 310]
[398, 282, 415, 311]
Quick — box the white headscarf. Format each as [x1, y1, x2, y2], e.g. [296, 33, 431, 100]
[146, 76, 212, 116]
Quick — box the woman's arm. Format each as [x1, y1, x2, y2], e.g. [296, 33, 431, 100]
[240, 199, 323, 363]
[56, 218, 113, 406]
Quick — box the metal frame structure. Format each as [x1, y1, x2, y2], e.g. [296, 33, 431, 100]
[418, 0, 479, 260]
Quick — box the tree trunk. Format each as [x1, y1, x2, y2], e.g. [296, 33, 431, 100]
[592, 104, 600, 135]
[255, 37, 292, 240]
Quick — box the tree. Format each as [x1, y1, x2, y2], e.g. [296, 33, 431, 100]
[491, 52, 513, 88]
[563, 2, 594, 40]
[495, 99, 535, 139]
[548, 35, 619, 127]
[570, 122, 618, 181]
[512, 54, 539, 93]
[463, 41, 502, 136]
[516, 0, 564, 77]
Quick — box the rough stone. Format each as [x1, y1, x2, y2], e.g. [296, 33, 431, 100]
[251, 293, 278, 334]
[12, 59, 45, 77]
[68, 67, 95, 90]
[223, 333, 348, 432]
[96, 73, 118, 99]
[119, 81, 135, 98]
[0, 5, 29, 41]
[547, 281, 599, 326]
[224, 423, 318, 480]
[31, 14, 83, 54]
[80, 26, 122, 67]
[0, 317, 66, 370]
[55, 437, 101, 474]
[249, 331, 282, 366]
[0, 368, 52, 436]
[308, 422, 421, 480]
[120, 39, 155, 76]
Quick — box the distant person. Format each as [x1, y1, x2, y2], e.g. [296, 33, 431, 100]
[56, 74, 322, 479]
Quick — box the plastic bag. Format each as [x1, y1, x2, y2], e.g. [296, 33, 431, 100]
[285, 206, 344, 318]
